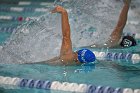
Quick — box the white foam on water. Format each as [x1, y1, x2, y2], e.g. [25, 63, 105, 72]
[0, 12, 62, 64]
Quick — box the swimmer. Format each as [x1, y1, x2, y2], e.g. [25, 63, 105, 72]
[38, 6, 96, 65]
[90, 0, 137, 48]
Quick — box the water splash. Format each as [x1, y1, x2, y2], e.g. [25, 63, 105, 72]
[0, 11, 63, 64]
[0, 0, 140, 64]
[65, 0, 123, 47]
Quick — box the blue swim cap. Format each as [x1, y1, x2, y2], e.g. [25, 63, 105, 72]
[77, 49, 96, 63]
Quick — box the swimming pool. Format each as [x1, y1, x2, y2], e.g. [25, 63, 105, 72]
[0, 0, 140, 93]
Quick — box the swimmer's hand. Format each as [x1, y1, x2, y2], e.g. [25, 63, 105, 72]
[51, 6, 67, 13]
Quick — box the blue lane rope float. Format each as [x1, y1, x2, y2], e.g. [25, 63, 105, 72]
[0, 7, 48, 12]
[93, 51, 140, 64]
[0, 27, 16, 33]
[0, 76, 139, 93]
[19, 78, 51, 89]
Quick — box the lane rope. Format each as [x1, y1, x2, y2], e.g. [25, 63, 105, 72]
[0, 76, 139, 93]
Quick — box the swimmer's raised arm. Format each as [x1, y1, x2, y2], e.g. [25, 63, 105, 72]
[107, 0, 131, 47]
[51, 6, 74, 63]
[114, 0, 130, 31]
[51, 6, 96, 65]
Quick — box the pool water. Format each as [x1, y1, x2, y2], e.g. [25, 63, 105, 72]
[0, 59, 140, 92]
[0, 32, 11, 45]
[0, 0, 140, 93]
